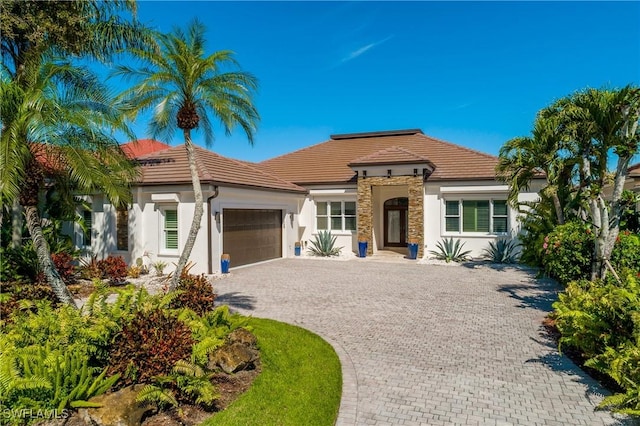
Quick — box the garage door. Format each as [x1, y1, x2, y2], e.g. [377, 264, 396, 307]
[222, 209, 282, 267]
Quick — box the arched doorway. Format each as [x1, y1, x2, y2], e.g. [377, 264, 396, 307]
[384, 197, 408, 247]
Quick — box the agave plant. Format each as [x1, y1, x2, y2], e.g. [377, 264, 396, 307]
[308, 231, 342, 257]
[483, 238, 520, 264]
[428, 238, 471, 263]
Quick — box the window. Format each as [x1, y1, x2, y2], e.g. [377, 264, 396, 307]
[82, 210, 92, 247]
[492, 201, 508, 233]
[445, 201, 460, 232]
[463, 200, 489, 232]
[444, 199, 508, 234]
[163, 208, 178, 250]
[316, 201, 356, 232]
[116, 207, 128, 251]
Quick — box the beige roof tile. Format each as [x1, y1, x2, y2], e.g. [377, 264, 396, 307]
[136, 145, 306, 193]
[629, 163, 640, 177]
[261, 129, 500, 184]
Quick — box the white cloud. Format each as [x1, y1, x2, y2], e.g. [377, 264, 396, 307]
[341, 35, 394, 64]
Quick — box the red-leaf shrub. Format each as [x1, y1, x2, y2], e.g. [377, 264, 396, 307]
[171, 273, 217, 315]
[97, 255, 127, 284]
[108, 308, 194, 387]
[51, 252, 76, 284]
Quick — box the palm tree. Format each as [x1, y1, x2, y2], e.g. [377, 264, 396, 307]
[1, 61, 139, 306]
[554, 86, 640, 279]
[496, 111, 577, 225]
[115, 19, 259, 289]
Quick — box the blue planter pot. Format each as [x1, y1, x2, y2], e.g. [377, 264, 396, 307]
[221, 258, 230, 274]
[358, 241, 368, 258]
[407, 243, 419, 260]
[294, 246, 301, 256]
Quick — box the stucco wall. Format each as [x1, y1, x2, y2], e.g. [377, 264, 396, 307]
[299, 187, 358, 254]
[424, 180, 542, 258]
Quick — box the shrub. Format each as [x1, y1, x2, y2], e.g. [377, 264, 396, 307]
[0, 344, 119, 414]
[171, 273, 217, 316]
[553, 272, 640, 414]
[428, 238, 471, 263]
[482, 238, 520, 264]
[308, 231, 342, 257]
[542, 221, 594, 285]
[51, 252, 76, 284]
[80, 254, 102, 280]
[108, 307, 194, 387]
[97, 255, 127, 284]
[152, 260, 168, 276]
[611, 231, 640, 274]
[127, 265, 143, 278]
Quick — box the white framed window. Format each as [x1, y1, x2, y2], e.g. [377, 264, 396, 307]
[81, 210, 92, 247]
[161, 207, 179, 252]
[316, 201, 356, 232]
[443, 199, 508, 234]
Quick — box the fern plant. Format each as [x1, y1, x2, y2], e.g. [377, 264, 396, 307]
[428, 238, 471, 263]
[482, 238, 520, 264]
[308, 231, 342, 257]
[0, 343, 119, 412]
[136, 359, 219, 409]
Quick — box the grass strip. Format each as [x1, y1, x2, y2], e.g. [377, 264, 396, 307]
[205, 317, 342, 426]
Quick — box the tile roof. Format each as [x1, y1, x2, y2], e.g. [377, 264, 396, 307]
[261, 129, 500, 185]
[629, 163, 640, 178]
[348, 146, 435, 168]
[135, 145, 306, 193]
[121, 139, 171, 158]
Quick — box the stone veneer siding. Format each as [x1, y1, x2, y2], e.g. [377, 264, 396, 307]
[356, 175, 424, 257]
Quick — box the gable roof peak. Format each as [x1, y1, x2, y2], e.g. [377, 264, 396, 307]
[348, 145, 435, 168]
[330, 129, 423, 140]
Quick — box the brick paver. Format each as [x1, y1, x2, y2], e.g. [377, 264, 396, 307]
[215, 258, 632, 425]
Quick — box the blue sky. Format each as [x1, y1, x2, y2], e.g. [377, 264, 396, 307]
[117, 1, 640, 162]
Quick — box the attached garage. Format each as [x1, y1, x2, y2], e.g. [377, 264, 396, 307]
[222, 209, 283, 267]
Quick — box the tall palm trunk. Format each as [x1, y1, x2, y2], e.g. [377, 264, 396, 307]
[169, 130, 204, 290]
[23, 205, 77, 306]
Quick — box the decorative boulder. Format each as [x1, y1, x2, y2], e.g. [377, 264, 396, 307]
[227, 327, 257, 348]
[208, 328, 259, 374]
[78, 385, 154, 426]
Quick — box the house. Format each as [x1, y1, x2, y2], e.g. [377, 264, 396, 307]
[83, 129, 543, 274]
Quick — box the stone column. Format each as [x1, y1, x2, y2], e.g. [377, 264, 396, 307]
[356, 179, 373, 254]
[407, 177, 425, 258]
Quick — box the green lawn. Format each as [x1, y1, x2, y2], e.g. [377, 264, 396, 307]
[205, 317, 342, 426]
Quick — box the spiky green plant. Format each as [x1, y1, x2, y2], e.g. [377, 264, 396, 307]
[428, 238, 471, 263]
[483, 238, 520, 264]
[308, 231, 342, 257]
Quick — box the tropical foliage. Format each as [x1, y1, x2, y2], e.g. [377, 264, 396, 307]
[114, 19, 259, 290]
[498, 85, 640, 280]
[1, 0, 149, 306]
[308, 230, 342, 257]
[428, 237, 471, 263]
[553, 271, 640, 415]
[0, 274, 253, 422]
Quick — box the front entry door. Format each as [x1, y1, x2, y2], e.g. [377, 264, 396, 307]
[384, 197, 408, 247]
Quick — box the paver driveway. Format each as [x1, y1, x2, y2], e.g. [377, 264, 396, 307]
[215, 258, 631, 425]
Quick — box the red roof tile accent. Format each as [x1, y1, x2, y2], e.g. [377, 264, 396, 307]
[348, 146, 435, 168]
[135, 145, 306, 193]
[121, 139, 171, 158]
[261, 130, 500, 185]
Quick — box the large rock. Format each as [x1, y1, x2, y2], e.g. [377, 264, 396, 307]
[208, 328, 259, 374]
[227, 327, 257, 348]
[78, 385, 154, 426]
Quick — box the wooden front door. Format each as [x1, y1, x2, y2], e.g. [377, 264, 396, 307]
[384, 197, 408, 247]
